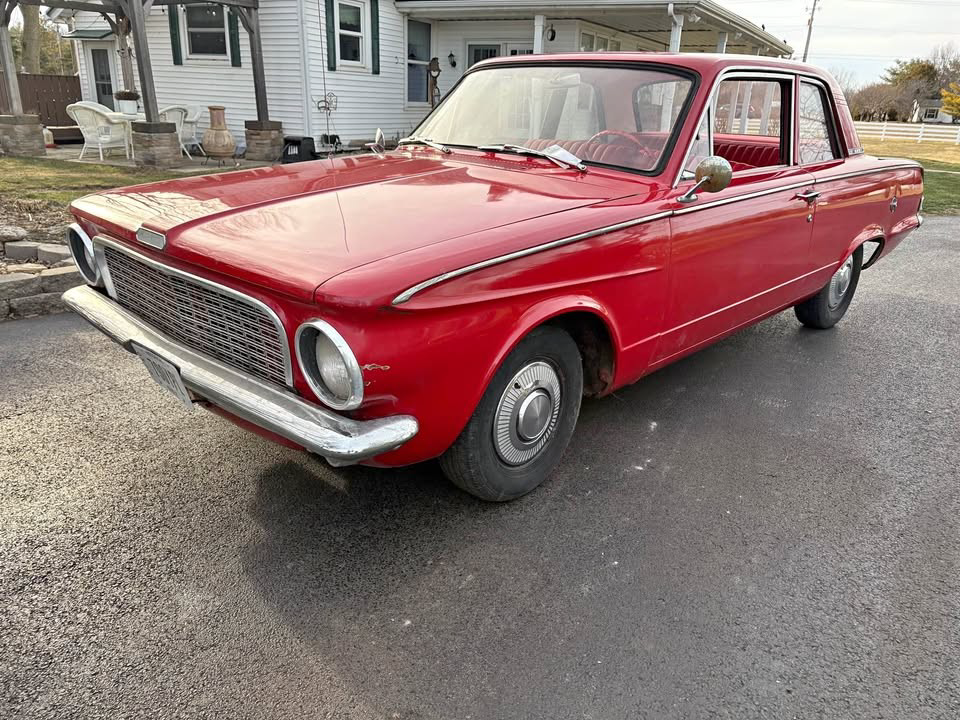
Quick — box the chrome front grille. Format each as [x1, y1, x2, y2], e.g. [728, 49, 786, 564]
[103, 244, 290, 387]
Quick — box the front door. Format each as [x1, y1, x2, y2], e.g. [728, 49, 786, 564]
[654, 73, 818, 365]
[87, 43, 117, 110]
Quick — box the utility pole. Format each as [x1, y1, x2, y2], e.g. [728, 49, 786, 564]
[802, 0, 819, 62]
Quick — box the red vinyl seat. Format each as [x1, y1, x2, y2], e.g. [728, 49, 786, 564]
[525, 138, 656, 168]
[713, 135, 782, 169]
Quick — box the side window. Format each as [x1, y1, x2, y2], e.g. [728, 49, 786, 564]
[184, 3, 228, 57]
[682, 111, 711, 177]
[709, 78, 786, 172]
[798, 81, 839, 164]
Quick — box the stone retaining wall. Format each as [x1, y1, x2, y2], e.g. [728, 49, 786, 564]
[1, 231, 82, 321]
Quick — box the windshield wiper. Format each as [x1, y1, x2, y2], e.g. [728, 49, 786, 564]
[476, 143, 587, 172]
[397, 136, 452, 154]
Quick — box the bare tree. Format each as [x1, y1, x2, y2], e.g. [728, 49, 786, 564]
[850, 83, 898, 121]
[20, 4, 41, 73]
[828, 66, 859, 101]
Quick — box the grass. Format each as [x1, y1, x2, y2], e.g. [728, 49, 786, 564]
[861, 140, 960, 216]
[0, 156, 184, 208]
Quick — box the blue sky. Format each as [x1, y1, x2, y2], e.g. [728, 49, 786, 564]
[725, 0, 960, 86]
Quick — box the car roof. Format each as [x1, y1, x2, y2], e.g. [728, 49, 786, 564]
[472, 52, 829, 80]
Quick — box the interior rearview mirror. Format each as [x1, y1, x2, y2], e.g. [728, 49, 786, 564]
[679, 156, 733, 203]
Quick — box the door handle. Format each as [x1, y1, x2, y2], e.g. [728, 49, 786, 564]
[794, 191, 821, 204]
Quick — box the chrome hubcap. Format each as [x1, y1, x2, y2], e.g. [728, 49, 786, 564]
[828, 256, 853, 309]
[494, 361, 561, 466]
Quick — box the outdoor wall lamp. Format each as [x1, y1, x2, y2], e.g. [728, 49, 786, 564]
[545, 24, 556, 41]
[448, 52, 457, 68]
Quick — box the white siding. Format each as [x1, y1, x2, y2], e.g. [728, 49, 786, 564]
[304, 0, 434, 144]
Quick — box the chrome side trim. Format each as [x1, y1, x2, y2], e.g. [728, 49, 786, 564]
[672, 179, 813, 215]
[294, 319, 365, 411]
[812, 163, 923, 184]
[391, 211, 673, 305]
[92, 235, 295, 388]
[66, 222, 101, 287]
[62, 286, 418, 464]
[136, 226, 166, 250]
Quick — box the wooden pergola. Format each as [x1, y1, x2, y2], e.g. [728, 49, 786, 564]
[0, 0, 271, 124]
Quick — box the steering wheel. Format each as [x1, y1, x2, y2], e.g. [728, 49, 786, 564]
[588, 130, 647, 149]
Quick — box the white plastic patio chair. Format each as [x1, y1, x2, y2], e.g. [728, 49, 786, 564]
[66, 102, 129, 161]
[181, 106, 206, 157]
[160, 105, 203, 159]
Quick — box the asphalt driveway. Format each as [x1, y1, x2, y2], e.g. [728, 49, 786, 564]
[2, 218, 958, 720]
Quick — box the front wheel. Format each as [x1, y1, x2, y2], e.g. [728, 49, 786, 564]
[794, 246, 863, 329]
[439, 326, 583, 502]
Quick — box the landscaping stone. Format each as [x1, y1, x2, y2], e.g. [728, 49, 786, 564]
[0, 115, 46, 157]
[9, 292, 66, 318]
[12, 262, 45, 274]
[53, 259, 75, 268]
[0, 225, 28, 242]
[37, 243, 72, 264]
[4, 240, 41, 261]
[40, 266, 82, 293]
[0, 300, 8, 319]
[0, 273, 41, 300]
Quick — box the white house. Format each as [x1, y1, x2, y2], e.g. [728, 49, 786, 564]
[910, 98, 956, 124]
[51, 0, 792, 147]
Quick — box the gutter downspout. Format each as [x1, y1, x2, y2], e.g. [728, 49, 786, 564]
[297, 0, 314, 139]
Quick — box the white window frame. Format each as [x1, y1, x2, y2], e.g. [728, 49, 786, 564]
[578, 23, 626, 53]
[466, 42, 502, 68]
[405, 18, 434, 108]
[335, 0, 369, 69]
[181, 3, 231, 62]
[923, 107, 939, 120]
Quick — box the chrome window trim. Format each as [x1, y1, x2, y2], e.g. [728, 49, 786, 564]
[92, 234, 294, 388]
[391, 211, 673, 305]
[294, 319, 364, 411]
[674, 68, 797, 189]
[796, 77, 842, 166]
[812, 163, 922, 183]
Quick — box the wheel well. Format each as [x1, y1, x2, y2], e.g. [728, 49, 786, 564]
[546, 311, 615, 397]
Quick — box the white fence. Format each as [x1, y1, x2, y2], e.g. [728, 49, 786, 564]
[855, 121, 960, 144]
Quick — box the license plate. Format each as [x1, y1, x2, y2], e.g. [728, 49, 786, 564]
[133, 344, 194, 409]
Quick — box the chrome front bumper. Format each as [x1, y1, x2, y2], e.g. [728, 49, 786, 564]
[62, 286, 419, 465]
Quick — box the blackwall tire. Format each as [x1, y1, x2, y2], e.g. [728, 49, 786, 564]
[439, 326, 583, 502]
[794, 246, 863, 329]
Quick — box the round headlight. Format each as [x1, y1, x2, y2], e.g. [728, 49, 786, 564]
[67, 223, 102, 287]
[295, 320, 363, 410]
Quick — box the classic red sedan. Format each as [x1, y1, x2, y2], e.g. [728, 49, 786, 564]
[63, 54, 923, 501]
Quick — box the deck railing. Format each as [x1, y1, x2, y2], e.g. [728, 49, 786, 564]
[854, 121, 960, 144]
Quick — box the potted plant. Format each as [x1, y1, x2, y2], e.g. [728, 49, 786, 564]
[115, 90, 140, 115]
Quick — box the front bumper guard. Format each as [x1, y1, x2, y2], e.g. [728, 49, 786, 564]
[62, 286, 418, 465]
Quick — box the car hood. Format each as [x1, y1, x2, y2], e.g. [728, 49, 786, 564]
[71, 153, 629, 302]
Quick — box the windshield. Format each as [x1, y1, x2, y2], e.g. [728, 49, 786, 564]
[414, 64, 695, 173]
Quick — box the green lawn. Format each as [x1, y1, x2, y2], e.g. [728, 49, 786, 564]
[861, 140, 960, 216]
[0, 156, 185, 208]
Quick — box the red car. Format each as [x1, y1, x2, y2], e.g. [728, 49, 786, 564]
[63, 54, 923, 501]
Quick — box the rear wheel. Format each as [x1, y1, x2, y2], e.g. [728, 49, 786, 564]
[439, 326, 583, 502]
[794, 246, 863, 329]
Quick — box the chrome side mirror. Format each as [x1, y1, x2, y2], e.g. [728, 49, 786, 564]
[678, 156, 733, 203]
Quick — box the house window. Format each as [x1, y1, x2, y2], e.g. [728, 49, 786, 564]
[337, 0, 365, 65]
[580, 33, 594, 52]
[407, 19, 431, 103]
[924, 107, 939, 120]
[468, 44, 500, 67]
[609, 39, 621, 52]
[184, 4, 228, 56]
[581, 29, 622, 53]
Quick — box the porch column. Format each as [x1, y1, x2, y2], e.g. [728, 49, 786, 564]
[237, 6, 282, 161]
[533, 14, 545, 54]
[715, 31, 727, 53]
[668, 3, 684, 52]
[0, 2, 23, 115]
[124, 0, 160, 122]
